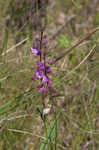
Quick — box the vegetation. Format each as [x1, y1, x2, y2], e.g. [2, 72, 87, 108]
[0, 0, 99, 149]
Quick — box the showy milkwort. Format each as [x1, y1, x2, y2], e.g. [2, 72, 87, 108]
[30, 46, 41, 56]
[30, 34, 56, 94]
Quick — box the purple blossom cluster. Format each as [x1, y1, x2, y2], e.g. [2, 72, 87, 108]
[30, 34, 56, 95]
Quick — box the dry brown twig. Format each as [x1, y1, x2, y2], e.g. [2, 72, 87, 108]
[54, 26, 99, 63]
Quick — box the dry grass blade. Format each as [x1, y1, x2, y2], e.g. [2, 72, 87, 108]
[54, 26, 99, 63]
[8, 128, 68, 150]
[62, 44, 96, 77]
[72, 44, 96, 71]
[1, 37, 29, 56]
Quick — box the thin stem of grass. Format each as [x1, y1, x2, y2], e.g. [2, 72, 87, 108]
[55, 109, 58, 150]
[44, 117, 51, 150]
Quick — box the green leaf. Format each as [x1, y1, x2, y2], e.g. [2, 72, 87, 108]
[40, 113, 60, 150]
[0, 25, 9, 55]
[56, 34, 72, 49]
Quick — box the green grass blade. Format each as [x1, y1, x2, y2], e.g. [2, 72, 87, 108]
[40, 113, 60, 150]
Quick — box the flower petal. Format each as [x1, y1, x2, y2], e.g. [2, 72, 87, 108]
[37, 85, 46, 93]
[46, 66, 51, 73]
[48, 60, 54, 65]
[51, 88, 57, 94]
[48, 80, 52, 88]
[42, 75, 49, 82]
[36, 71, 43, 79]
[32, 74, 36, 80]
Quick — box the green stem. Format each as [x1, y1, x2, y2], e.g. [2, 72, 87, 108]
[55, 109, 58, 150]
[44, 118, 51, 150]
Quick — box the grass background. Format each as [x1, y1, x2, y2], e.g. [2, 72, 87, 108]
[0, 0, 99, 149]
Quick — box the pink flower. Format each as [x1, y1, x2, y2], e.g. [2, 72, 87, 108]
[35, 71, 43, 79]
[48, 60, 54, 65]
[46, 66, 51, 73]
[37, 85, 46, 93]
[42, 75, 49, 82]
[32, 74, 36, 80]
[51, 88, 57, 94]
[30, 46, 40, 56]
[48, 80, 52, 88]
[35, 37, 40, 42]
[37, 61, 44, 71]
